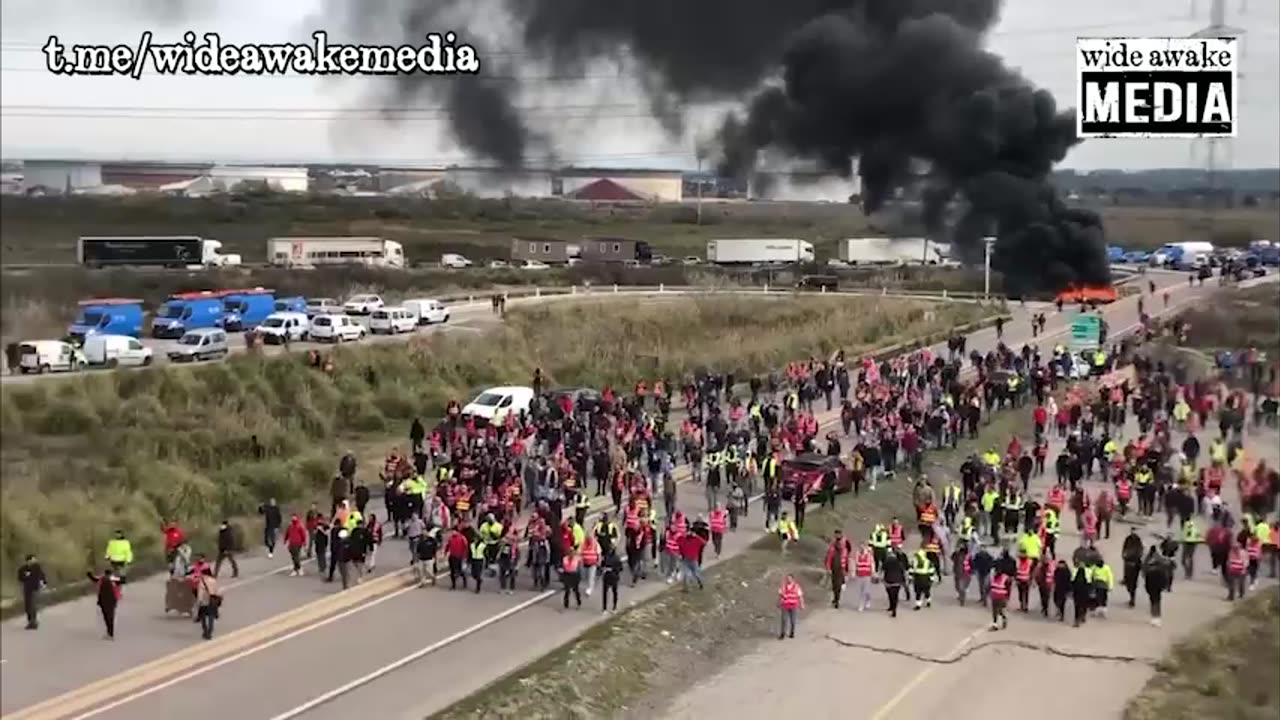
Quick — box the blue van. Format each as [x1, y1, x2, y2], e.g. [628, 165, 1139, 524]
[152, 292, 227, 338]
[274, 295, 307, 314]
[220, 289, 276, 331]
[67, 298, 145, 343]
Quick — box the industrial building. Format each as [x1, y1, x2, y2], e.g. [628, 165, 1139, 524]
[21, 160, 104, 193]
[560, 168, 684, 203]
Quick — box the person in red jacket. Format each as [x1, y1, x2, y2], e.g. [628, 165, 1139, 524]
[679, 532, 707, 591]
[284, 515, 308, 577]
[445, 530, 470, 591]
[162, 521, 186, 564]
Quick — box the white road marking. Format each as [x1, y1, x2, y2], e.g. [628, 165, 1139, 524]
[868, 625, 986, 720]
[266, 592, 556, 720]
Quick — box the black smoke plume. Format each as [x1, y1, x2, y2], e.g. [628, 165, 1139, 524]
[325, 0, 1109, 292]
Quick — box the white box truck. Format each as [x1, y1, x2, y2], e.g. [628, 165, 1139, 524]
[267, 237, 407, 268]
[837, 237, 948, 265]
[705, 239, 815, 264]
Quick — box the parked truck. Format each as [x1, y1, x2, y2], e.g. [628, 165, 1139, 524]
[78, 236, 242, 269]
[267, 237, 407, 268]
[837, 237, 948, 265]
[705, 239, 815, 265]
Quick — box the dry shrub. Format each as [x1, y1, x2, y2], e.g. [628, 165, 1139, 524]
[0, 295, 992, 601]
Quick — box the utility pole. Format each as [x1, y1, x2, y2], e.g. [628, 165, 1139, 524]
[1190, 0, 1245, 241]
[694, 146, 707, 226]
[983, 236, 996, 299]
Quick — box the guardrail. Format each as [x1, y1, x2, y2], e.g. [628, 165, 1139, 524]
[435, 284, 997, 306]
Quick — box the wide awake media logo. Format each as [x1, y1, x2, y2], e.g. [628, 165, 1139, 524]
[1076, 37, 1238, 138]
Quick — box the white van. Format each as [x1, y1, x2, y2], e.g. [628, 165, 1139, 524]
[369, 307, 418, 335]
[440, 253, 473, 269]
[167, 328, 229, 363]
[82, 334, 153, 368]
[309, 313, 366, 343]
[257, 312, 310, 344]
[402, 298, 450, 325]
[462, 385, 536, 424]
[18, 340, 86, 374]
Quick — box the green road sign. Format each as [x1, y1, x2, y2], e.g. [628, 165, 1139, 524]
[1070, 313, 1103, 350]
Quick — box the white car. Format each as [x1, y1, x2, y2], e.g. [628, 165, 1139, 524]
[682, 256, 702, 265]
[81, 334, 152, 368]
[462, 386, 536, 424]
[518, 260, 550, 271]
[369, 307, 418, 334]
[18, 339, 86, 374]
[305, 298, 342, 317]
[342, 294, 385, 315]
[309, 314, 366, 343]
[487, 260, 509, 269]
[402, 298, 450, 325]
[440, 253, 473, 269]
[256, 312, 310, 344]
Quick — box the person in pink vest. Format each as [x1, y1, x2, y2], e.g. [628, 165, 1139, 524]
[708, 505, 729, 557]
[580, 534, 601, 597]
[778, 574, 804, 639]
[852, 542, 876, 611]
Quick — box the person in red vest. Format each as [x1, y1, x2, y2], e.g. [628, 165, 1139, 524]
[988, 570, 1011, 630]
[1033, 404, 1048, 439]
[1226, 542, 1249, 601]
[851, 542, 875, 611]
[824, 530, 851, 609]
[1014, 553, 1034, 612]
[708, 505, 728, 557]
[778, 574, 804, 639]
[561, 548, 583, 609]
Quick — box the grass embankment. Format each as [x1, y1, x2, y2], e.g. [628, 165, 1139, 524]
[0, 296, 993, 606]
[1125, 588, 1280, 720]
[433, 405, 1030, 720]
[0, 261, 998, 341]
[3, 195, 1275, 265]
[1179, 282, 1280, 354]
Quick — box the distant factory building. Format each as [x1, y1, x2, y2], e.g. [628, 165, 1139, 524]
[22, 160, 103, 193]
[101, 162, 212, 189]
[209, 165, 309, 193]
[445, 167, 555, 198]
[559, 168, 684, 203]
[378, 167, 447, 194]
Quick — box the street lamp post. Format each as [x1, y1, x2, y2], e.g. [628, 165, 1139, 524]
[983, 236, 996, 299]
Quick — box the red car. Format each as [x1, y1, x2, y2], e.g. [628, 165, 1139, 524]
[780, 453, 853, 500]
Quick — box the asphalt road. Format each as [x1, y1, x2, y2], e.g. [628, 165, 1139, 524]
[0, 270, 1237, 720]
[666, 405, 1278, 720]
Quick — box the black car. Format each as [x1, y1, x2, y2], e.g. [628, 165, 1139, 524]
[547, 387, 602, 416]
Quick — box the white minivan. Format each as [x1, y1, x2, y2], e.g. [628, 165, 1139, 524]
[369, 307, 418, 335]
[82, 334, 153, 368]
[18, 340, 86, 374]
[167, 328, 229, 363]
[256, 312, 310, 344]
[462, 386, 536, 424]
[309, 314, 366, 343]
[401, 298, 450, 325]
[342, 294, 385, 315]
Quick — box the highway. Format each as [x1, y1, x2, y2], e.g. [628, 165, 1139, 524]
[0, 285, 988, 386]
[0, 270, 1252, 720]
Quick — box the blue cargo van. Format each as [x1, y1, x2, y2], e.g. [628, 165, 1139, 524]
[220, 289, 276, 331]
[274, 295, 307, 314]
[67, 298, 145, 343]
[152, 292, 226, 338]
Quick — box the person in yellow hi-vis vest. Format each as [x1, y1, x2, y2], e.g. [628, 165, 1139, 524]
[104, 530, 134, 575]
[776, 511, 799, 553]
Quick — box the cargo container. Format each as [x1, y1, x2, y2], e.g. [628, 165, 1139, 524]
[267, 237, 407, 268]
[837, 237, 948, 265]
[578, 238, 654, 264]
[705, 238, 815, 264]
[510, 238, 576, 264]
[78, 236, 241, 269]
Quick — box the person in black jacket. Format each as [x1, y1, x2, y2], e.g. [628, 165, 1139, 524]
[600, 548, 623, 613]
[1052, 560, 1073, 621]
[1121, 528, 1145, 606]
[18, 555, 47, 630]
[347, 521, 371, 586]
[327, 524, 345, 584]
[313, 518, 330, 576]
[86, 568, 125, 639]
[882, 548, 908, 618]
[214, 521, 240, 579]
[259, 498, 282, 558]
[971, 545, 994, 605]
[1070, 564, 1093, 627]
[1142, 547, 1171, 627]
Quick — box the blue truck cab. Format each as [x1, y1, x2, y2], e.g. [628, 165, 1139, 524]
[274, 295, 307, 314]
[67, 298, 145, 343]
[220, 288, 276, 331]
[152, 292, 227, 338]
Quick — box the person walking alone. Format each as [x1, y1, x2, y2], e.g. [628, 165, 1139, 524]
[214, 520, 240, 579]
[778, 574, 804, 639]
[86, 568, 125, 640]
[17, 555, 46, 630]
[194, 568, 221, 640]
[988, 570, 1010, 630]
[259, 498, 282, 558]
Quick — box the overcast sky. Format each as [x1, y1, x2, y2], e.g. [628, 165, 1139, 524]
[1, 0, 1277, 169]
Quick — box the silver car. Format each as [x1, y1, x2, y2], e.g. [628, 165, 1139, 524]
[167, 328, 229, 363]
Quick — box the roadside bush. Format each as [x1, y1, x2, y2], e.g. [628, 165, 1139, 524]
[0, 295, 993, 602]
